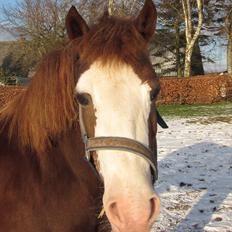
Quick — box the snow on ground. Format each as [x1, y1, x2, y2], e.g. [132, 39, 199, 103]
[153, 117, 232, 232]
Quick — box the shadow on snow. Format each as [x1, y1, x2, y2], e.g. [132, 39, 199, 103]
[156, 142, 232, 232]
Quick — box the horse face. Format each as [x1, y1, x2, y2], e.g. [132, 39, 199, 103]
[66, 1, 160, 231]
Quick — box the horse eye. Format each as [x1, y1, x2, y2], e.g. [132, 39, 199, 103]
[150, 88, 160, 101]
[76, 93, 91, 106]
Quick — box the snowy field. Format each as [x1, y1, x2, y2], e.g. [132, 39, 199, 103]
[153, 116, 232, 232]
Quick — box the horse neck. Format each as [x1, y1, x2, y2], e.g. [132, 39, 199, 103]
[0, 116, 85, 181]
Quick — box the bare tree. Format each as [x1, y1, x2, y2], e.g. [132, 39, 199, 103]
[117, 0, 144, 16]
[0, 0, 79, 63]
[79, 0, 143, 22]
[181, 0, 204, 77]
[106, 0, 144, 16]
[225, 7, 232, 75]
[108, 0, 114, 15]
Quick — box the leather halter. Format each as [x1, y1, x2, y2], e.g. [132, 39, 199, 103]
[79, 105, 158, 181]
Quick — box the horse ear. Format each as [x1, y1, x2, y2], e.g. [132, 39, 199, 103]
[66, 6, 89, 40]
[134, 0, 157, 42]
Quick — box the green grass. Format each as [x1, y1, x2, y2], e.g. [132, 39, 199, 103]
[157, 102, 232, 118]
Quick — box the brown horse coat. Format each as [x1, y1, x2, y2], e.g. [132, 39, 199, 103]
[0, 47, 103, 232]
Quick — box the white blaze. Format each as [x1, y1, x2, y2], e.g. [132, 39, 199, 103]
[76, 61, 154, 202]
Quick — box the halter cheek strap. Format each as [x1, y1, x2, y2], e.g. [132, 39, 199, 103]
[78, 104, 168, 181]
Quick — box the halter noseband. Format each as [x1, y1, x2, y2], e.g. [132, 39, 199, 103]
[79, 105, 159, 181]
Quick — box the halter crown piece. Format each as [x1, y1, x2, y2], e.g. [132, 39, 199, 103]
[78, 104, 158, 181]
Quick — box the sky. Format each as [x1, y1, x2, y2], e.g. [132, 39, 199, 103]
[0, 0, 18, 8]
[0, 28, 15, 41]
[0, 0, 19, 41]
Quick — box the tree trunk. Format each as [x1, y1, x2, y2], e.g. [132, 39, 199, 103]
[174, 19, 182, 77]
[108, 0, 114, 15]
[184, 49, 192, 77]
[182, 0, 203, 77]
[228, 34, 232, 75]
[225, 7, 232, 76]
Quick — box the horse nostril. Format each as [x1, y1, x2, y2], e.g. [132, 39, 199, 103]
[106, 201, 123, 228]
[149, 197, 155, 220]
[148, 195, 160, 223]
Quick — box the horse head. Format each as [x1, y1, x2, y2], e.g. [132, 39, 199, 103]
[65, 1, 161, 231]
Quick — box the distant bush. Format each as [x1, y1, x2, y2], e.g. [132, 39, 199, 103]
[158, 75, 232, 104]
[0, 43, 33, 85]
[0, 67, 17, 85]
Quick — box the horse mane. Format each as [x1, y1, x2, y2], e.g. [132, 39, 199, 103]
[79, 15, 149, 68]
[0, 44, 78, 154]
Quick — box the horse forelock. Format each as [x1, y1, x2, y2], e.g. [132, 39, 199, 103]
[0, 46, 79, 154]
[79, 16, 149, 69]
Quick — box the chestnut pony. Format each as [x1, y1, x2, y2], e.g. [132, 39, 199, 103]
[0, 0, 161, 231]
